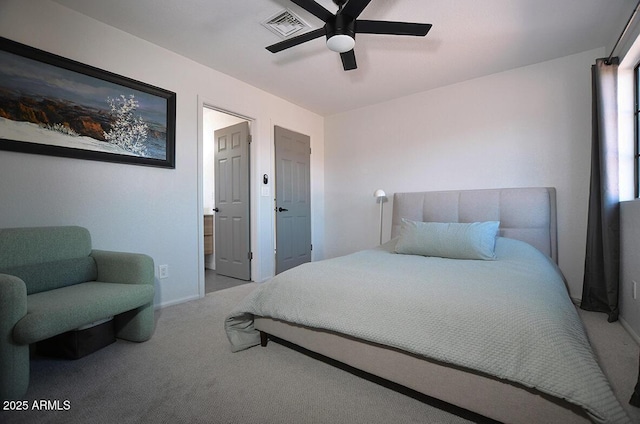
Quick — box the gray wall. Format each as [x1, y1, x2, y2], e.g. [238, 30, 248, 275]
[621, 200, 640, 342]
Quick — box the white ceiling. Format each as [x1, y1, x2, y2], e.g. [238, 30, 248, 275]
[52, 0, 636, 116]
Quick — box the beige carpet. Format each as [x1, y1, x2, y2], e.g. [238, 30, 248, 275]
[2, 283, 639, 424]
[1, 284, 474, 424]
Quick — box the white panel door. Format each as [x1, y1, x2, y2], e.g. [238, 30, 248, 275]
[214, 121, 250, 280]
[275, 126, 311, 274]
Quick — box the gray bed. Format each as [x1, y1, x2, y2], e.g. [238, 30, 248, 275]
[225, 187, 629, 424]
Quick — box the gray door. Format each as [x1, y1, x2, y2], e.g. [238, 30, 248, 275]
[275, 126, 311, 274]
[214, 121, 251, 280]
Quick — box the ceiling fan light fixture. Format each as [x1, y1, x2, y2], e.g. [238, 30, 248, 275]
[326, 34, 355, 53]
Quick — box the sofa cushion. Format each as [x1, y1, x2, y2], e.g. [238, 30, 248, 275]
[13, 281, 155, 345]
[0, 226, 92, 268]
[1, 257, 98, 295]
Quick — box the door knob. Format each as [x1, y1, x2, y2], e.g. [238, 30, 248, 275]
[278, 207, 288, 212]
[213, 208, 219, 212]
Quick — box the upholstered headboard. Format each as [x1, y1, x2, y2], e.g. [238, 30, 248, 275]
[391, 187, 558, 263]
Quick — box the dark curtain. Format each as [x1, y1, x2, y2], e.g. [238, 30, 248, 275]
[631, 354, 640, 406]
[580, 58, 620, 322]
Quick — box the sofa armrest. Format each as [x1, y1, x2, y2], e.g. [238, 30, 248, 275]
[0, 273, 27, 331]
[0, 274, 29, 399]
[90, 250, 154, 286]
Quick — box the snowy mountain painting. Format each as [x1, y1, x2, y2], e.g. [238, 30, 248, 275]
[0, 38, 176, 168]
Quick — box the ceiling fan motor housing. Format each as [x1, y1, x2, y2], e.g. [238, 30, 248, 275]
[327, 14, 355, 39]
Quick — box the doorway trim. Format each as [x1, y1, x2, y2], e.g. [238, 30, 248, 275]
[198, 96, 256, 298]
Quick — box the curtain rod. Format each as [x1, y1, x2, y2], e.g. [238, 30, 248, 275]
[607, 0, 640, 64]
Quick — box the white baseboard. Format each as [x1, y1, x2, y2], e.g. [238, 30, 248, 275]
[154, 294, 201, 310]
[620, 316, 640, 347]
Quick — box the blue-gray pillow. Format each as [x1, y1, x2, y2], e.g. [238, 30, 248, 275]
[394, 219, 500, 260]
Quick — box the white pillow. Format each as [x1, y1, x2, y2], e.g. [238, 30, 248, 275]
[394, 219, 500, 260]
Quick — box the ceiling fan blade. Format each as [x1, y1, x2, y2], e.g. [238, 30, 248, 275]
[340, 49, 357, 70]
[291, 0, 334, 22]
[266, 28, 326, 53]
[340, 0, 372, 19]
[356, 20, 432, 36]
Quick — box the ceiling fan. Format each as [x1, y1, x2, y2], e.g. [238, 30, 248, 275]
[266, 0, 432, 71]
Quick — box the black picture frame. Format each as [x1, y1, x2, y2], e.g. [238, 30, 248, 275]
[0, 37, 176, 168]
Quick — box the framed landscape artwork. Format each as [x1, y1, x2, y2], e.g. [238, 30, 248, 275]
[0, 37, 176, 168]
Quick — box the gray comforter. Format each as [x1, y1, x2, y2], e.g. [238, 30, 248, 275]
[225, 237, 629, 423]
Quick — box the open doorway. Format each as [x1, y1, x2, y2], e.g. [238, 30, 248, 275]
[202, 106, 251, 293]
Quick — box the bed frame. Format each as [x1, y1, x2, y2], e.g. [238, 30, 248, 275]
[256, 187, 591, 423]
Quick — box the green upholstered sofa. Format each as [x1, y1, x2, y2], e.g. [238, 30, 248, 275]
[0, 226, 155, 400]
